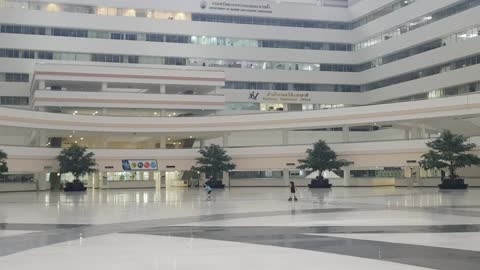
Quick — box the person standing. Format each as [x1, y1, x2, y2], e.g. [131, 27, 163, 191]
[204, 184, 212, 201]
[288, 181, 298, 201]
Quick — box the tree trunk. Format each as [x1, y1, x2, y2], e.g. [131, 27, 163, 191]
[449, 163, 456, 179]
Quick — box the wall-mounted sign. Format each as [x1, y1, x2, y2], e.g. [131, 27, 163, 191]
[248, 90, 312, 103]
[201, 1, 272, 14]
[122, 160, 158, 171]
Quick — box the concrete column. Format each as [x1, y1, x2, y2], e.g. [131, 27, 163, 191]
[282, 130, 289, 145]
[342, 126, 350, 142]
[159, 136, 166, 149]
[101, 82, 108, 90]
[200, 173, 206, 186]
[155, 171, 164, 190]
[223, 171, 230, 187]
[102, 108, 108, 116]
[92, 172, 100, 189]
[160, 84, 166, 94]
[199, 139, 205, 148]
[283, 169, 290, 185]
[87, 174, 94, 188]
[222, 132, 229, 147]
[404, 128, 411, 140]
[99, 172, 108, 189]
[35, 172, 48, 191]
[29, 129, 38, 146]
[101, 136, 108, 148]
[343, 168, 351, 187]
[38, 80, 46, 90]
[160, 170, 166, 188]
[419, 128, 426, 139]
[38, 131, 48, 146]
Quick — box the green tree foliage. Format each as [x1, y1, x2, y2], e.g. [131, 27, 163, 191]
[420, 130, 480, 179]
[297, 140, 351, 177]
[0, 149, 8, 174]
[56, 144, 96, 181]
[192, 144, 236, 180]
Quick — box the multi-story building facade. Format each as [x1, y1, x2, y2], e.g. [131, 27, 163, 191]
[1, 0, 480, 191]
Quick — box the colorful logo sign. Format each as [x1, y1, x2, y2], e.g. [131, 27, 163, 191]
[122, 160, 158, 171]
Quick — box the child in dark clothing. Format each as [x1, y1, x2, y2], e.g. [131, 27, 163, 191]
[288, 181, 298, 201]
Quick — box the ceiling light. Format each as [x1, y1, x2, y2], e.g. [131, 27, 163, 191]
[189, 136, 193, 139]
[80, 137, 84, 140]
[74, 141, 78, 143]
[69, 135, 72, 138]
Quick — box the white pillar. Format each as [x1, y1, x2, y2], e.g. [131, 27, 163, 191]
[222, 132, 229, 147]
[343, 168, 351, 187]
[101, 82, 108, 90]
[342, 126, 349, 142]
[282, 130, 289, 145]
[283, 169, 290, 185]
[223, 171, 230, 187]
[87, 174, 94, 188]
[199, 139, 205, 148]
[38, 80, 46, 90]
[159, 136, 166, 149]
[38, 131, 48, 146]
[404, 128, 411, 140]
[156, 171, 165, 190]
[29, 129, 38, 146]
[93, 172, 100, 189]
[160, 84, 166, 94]
[35, 172, 48, 191]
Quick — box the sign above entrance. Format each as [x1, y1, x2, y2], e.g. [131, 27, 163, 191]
[122, 160, 158, 171]
[248, 90, 312, 103]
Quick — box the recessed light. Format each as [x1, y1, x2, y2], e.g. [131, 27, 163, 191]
[80, 137, 84, 140]
[69, 135, 72, 138]
[189, 136, 193, 139]
[74, 141, 78, 143]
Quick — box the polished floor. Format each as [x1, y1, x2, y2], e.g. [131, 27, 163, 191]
[0, 187, 480, 269]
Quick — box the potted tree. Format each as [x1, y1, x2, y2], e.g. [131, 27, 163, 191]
[192, 144, 236, 188]
[298, 140, 351, 188]
[420, 130, 480, 189]
[56, 144, 96, 192]
[0, 149, 8, 175]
